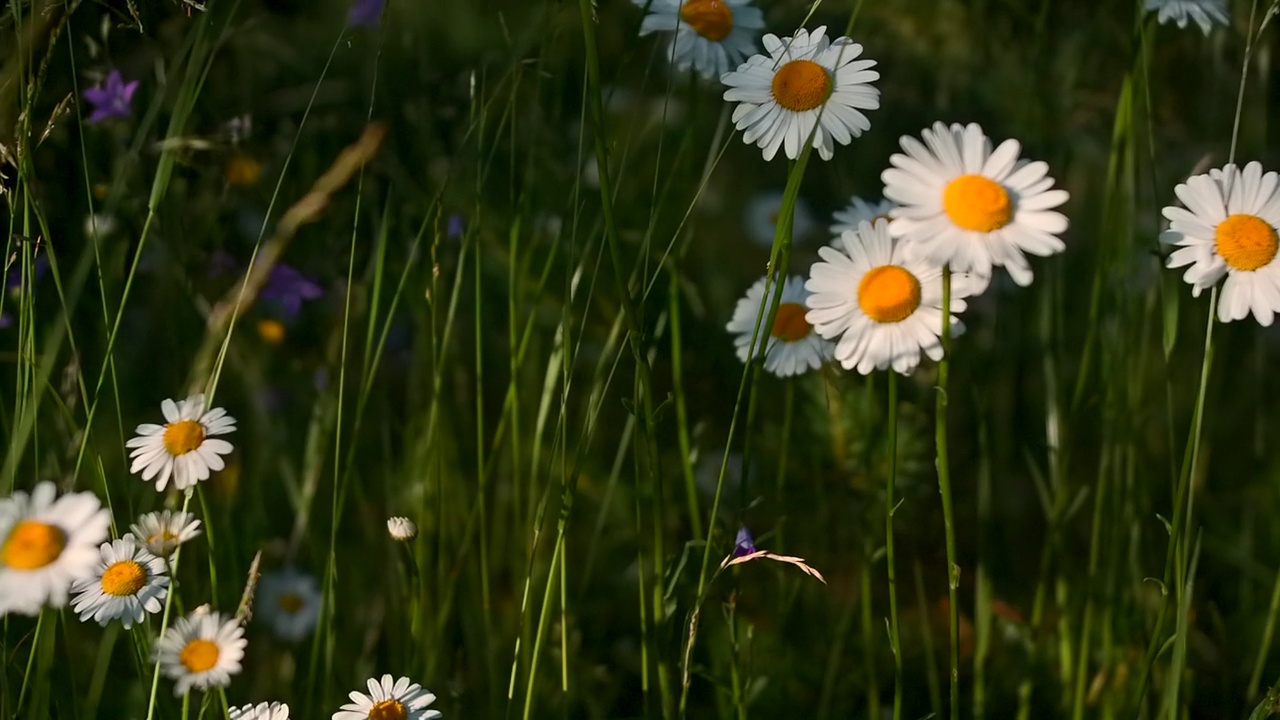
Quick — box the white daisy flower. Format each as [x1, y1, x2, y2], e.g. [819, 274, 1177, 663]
[230, 701, 290, 720]
[70, 536, 169, 628]
[882, 121, 1070, 287]
[725, 275, 833, 377]
[721, 25, 879, 161]
[155, 609, 247, 696]
[804, 220, 978, 375]
[333, 674, 442, 720]
[1161, 161, 1280, 325]
[256, 567, 322, 642]
[1145, 0, 1229, 35]
[830, 196, 897, 237]
[0, 481, 111, 616]
[130, 510, 202, 558]
[743, 191, 816, 247]
[636, 0, 765, 79]
[387, 516, 418, 541]
[126, 394, 236, 492]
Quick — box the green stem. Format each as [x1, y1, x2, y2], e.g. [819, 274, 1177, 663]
[936, 265, 960, 720]
[886, 371, 903, 720]
[1130, 286, 1217, 716]
[145, 490, 193, 720]
[576, 5, 667, 711]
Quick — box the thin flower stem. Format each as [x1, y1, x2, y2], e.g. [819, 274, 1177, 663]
[886, 371, 903, 720]
[1131, 286, 1217, 716]
[144, 490, 194, 720]
[936, 265, 960, 720]
[775, 381, 795, 549]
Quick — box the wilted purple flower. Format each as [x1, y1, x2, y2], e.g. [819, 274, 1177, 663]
[447, 214, 464, 240]
[82, 70, 139, 124]
[260, 264, 323, 318]
[732, 527, 756, 557]
[347, 0, 385, 27]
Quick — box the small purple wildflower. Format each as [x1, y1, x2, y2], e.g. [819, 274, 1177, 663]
[260, 264, 324, 318]
[207, 250, 239, 277]
[447, 214, 464, 240]
[82, 70, 139, 124]
[733, 527, 756, 558]
[4, 257, 47, 290]
[0, 313, 10, 329]
[347, 0, 385, 27]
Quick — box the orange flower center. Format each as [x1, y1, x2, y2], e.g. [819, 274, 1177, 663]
[278, 592, 305, 614]
[162, 420, 205, 456]
[771, 302, 812, 342]
[1215, 213, 1278, 271]
[942, 174, 1013, 232]
[2, 520, 66, 570]
[679, 0, 734, 42]
[369, 699, 407, 720]
[858, 265, 922, 323]
[224, 155, 263, 186]
[179, 638, 220, 673]
[257, 318, 286, 344]
[101, 560, 147, 596]
[771, 60, 832, 112]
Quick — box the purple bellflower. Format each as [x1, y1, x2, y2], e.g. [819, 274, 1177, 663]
[347, 0, 385, 27]
[260, 264, 324, 319]
[83, 70, 139, 124]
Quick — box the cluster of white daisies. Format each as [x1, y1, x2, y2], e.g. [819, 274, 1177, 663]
[630, 0, 1274, 378]
[0, 395, 439, 719]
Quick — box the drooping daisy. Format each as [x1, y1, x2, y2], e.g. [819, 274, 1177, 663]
[882, 122, 1070, 287]
[1161, 161, 1280, 325]
[387, 516, 418, 541]
[0, 481, 111, 616]
[333, 674, 443, 720]
[127, 394, 236, 492]
[743, 190, 816, 247]
[230, 702, 290, 720]
[721, 26, 879, 161]
[155, 609, 247, 696]
[130, 510, 203, 558]
[830, 196, 897, 237]
[636, 0, 765, 80]
[725, 275, 833, 377]
[70, 537, 169, 628]
[256, 568, 322, 642]
[805, 220, 977, 375]
[1145, 0, 1229, 35]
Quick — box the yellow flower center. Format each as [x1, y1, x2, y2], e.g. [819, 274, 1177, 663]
[224, 155, 263, 186]
[1215, 213, 1278, 271]
[771, 60, 832, 112]
[771, 302, 812, 342]
[368, 699, 407, 720]
[679, 0, 733, 42]
[257, 318, 286, 344]
[2, 520, 66, 570]
[179, 638, 220, 673]
[278, 592, 305, 614]
[101, 560, 147, 597]
[162, 420, 205, 456]
[858, 265, 922, 323]
[147, 529, 178, 547]
[942, 174, 1013, 232]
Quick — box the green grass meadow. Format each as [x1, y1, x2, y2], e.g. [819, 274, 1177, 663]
[3, 0, 1280, 717]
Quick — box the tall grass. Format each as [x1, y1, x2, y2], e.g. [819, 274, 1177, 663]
[3, 0, 1280, 718]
